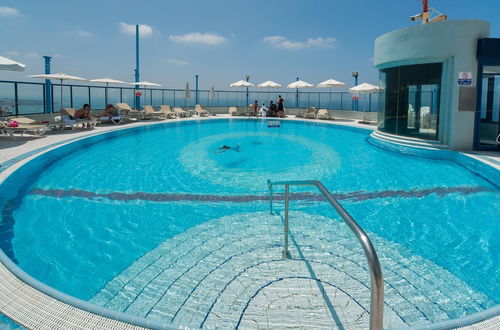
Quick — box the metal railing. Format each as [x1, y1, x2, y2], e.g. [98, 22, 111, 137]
[0, 80, 380, 116]
[267, 179, 384, 330]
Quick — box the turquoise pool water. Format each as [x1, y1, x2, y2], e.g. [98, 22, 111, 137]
[0, 119, 498, 327]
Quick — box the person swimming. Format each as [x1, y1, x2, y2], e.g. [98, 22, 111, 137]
[215, 144, 240, 153]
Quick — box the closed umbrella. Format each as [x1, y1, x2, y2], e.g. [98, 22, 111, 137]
[257, 80, 282, 103]
[349, 83, 380, 123]
[317, 79, 345, 110]
[90, 78, 127, 106]
[184, 82, 191, 106]
[0, 56, 26, 71]
[28, 73, 87, 111]
[287, 80, 313, 108]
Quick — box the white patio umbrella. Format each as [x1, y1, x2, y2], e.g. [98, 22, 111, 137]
[230, 80, 254, 106]
[0, 56, 26, 71]
[287, 80, 313, 108]
[128, 81, 162, 106]
[317, 79, 346, 110]
[90, 78, 127, 105]
[28, 73, 87, 111]
[349, 82, 380, 123]
[257, 80, 282, 103]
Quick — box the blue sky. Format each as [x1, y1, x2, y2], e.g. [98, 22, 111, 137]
[1, 0, 499, 90]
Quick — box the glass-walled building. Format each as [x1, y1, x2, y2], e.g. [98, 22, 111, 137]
[373, 20, 498, 151]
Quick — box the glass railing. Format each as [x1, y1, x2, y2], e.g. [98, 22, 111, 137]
[0, 80, 379, 116]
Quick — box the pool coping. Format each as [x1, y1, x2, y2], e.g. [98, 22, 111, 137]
[0, 115, 498, 329]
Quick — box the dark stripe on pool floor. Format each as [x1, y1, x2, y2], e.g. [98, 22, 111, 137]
[29, 186, 492, 203]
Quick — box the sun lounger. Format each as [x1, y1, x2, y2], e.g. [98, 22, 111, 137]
[304, 107, 317, 119]
[115, 103, 143, 120]
[7, 115, 65, 131]
[195, 104, 210, 117]
[229, 107, 244, 116]
[92, 110, 126, 125]
[159, 105, 177, 119]
[0, 120, 49, 140]
[143, 105, 166, 120]
[173, 107, 189, 118]
[60, 108, 97, 129]
[316, 109, 334, 120]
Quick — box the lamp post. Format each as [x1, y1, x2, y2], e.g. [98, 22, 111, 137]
[352, 72, 359, 111]
[245, 74, 250, 106]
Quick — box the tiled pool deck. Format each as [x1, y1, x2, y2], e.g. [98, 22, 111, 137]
[0, 115, 499, 329]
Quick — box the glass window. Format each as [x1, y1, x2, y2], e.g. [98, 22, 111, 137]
[378, 63, 442, 140]
[17, 83, 44, 114]
[0, 82, 17, 116]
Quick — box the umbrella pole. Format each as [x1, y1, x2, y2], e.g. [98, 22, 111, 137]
[105, 82, 109, 106]
[329, 88, 332, 110]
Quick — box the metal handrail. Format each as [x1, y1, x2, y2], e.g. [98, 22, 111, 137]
[267, 179, 384, 330]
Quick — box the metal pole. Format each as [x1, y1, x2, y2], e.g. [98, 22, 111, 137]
[135, 24, 140, 109]
[195, 75, 199, 105]
[43, 56, 52, 113]
[295, 77, 299, 108]
[283, 184, 291, 258]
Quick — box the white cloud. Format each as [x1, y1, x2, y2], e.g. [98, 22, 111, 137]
[169, 32, 227, 45]
[165, 58, 188, 66]
[263, 36, 335, 50]
[73, 30, 93, 37]
[120, 22, 153, 37]
[5, 51, 20, 57]
[0, 6, 20, 17]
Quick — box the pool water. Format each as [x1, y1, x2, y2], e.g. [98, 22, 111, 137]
[1, 119, 498, 328]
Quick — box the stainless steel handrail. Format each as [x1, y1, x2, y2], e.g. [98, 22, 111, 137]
[267, 179, 384, 330]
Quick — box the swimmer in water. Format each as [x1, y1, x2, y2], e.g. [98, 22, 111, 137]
[215, 144, 240, 153]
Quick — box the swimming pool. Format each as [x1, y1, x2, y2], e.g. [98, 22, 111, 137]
[0, 118, 498, 329]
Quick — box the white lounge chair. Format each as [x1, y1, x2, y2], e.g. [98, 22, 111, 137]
[143, 105, 166, 120]
[317, 109, 333, 120]
[60, 108, 97, 129]
[173, 107, 189, 118]
[116, 103, 143, 120]
[195, 104, 210, 117]
[304, 107, 317, 119]
[159, 105, 177, 119]
[228, 107, 244, 116]
[0, 120, 49, 140]
[92, 110, 126, 125]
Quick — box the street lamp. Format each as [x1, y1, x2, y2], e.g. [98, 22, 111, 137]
[352, 72, 359, 111]
[245, 74, 251, 106]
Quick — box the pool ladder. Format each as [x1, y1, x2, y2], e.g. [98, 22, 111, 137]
[267, 180, 384, 330]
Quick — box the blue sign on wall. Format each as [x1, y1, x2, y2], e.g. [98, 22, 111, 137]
[458, 72, 473, 86]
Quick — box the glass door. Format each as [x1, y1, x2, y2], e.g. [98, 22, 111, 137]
[478, 65, 500, 149]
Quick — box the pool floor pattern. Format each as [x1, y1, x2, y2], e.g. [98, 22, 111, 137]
[90, 211, 492, 329]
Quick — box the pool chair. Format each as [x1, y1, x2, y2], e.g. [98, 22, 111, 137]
[92, 110, 127, 125]
[115, 103, 143, 120]
[60, 108, 97, 129]
[228, 107, 243, 116]
[304, 107, 317, 119]
[195, 104, 210, 117]
[7, 115, 65, 131]
[143, 105, 166, 120]
[159, 105, 177, 119]
[317, 109, 334, 120]
[0, 120, 49, 140]
[173, 107, 190, 118]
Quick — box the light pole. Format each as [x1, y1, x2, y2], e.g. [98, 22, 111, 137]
[245, 74, 250, 106]
[352, 72, 359, 111]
